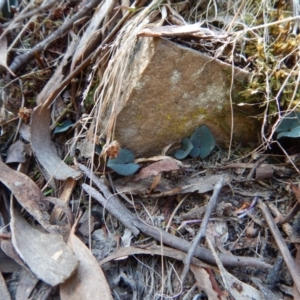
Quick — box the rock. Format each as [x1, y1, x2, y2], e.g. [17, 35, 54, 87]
[103, 37, 261, 157]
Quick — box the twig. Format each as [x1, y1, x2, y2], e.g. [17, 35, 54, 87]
[7, 0, 57, 26]
[9, 0, 100, 72]
[82, 184, 140, 236]
[246, 156, 267, 181]
[180, 176, 224, 285]
[79, 165, 271, 269]
[258, 199, 300, 294]
[165, 193, 189, 233]
[277, 202, 300, 226]
[39, 6, 134, 111]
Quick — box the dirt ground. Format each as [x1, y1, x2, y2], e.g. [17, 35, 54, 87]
[1, 0, 300, 299]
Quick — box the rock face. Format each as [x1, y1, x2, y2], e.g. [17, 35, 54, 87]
[106, 37, 261, 157]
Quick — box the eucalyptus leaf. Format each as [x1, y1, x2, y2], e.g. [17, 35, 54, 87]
[174, 137, 194, 160]
[276, 111, 300, 133]
[277, 126, 300, 139]
[107, 148, 140, 176]
[54, 120, 74, 134]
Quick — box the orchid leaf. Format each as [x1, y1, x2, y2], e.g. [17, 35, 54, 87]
[189, 147, 201, 158]
[197, 125, 216, 159]
[54, 120, 74, 134]
[107, 148, 140, 176]
[276, 111, 300, 133]
[190, 125, 215, 159]
[277, 125, 300, 139]
[174, 137, 194, 160]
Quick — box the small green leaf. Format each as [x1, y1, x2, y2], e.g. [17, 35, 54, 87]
[107, 148, 140, 176]
[107, 163, 140, 176]
[95, 145, 102, 155]
[189, 147, 201, 158]
[108, 148, 135, 164]
[276, 111, 300, 133]
[277, 126, 300, 139]
[174, 137, 194, 160]
[197, 125, 216, 159]
[190, 127, 202, 148]
[54, 120, 74, 134]
[189, 125, 215, 159]
[43, 188, 53, 196]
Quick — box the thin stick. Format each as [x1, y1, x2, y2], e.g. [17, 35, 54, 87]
[79, 164, 272, 269]
[9, 0, 100, 72]
[259, 199, 300, 294]
[180, 176, 224, 285]
[165, 194, 189, 233]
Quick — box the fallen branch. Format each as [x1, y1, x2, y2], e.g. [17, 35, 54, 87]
[180, 176, 224, 284]
[79, 164, 271, 269]
[258, 199, 300, 294]
[9, 0, 100, 73]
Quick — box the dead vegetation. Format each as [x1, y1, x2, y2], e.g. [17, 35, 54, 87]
[1, 0, 300, 299]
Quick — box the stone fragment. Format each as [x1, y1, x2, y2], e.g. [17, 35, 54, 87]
[103, 37, 261, 157]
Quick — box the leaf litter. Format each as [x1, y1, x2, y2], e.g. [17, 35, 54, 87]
[0, 0, 300, 299]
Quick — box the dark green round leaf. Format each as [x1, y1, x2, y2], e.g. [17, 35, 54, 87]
[190, 127, 202, 148]
[107, 148, 139, 176]
[189, 125, 216, 159]
[95, 145, 102, 155]
[54, 120, 74, 134]
[174, 137, 194, 160]
[277, 126, 300, 139]
[107, 148, 135, 165]
[276, 111, 300, 133]
[189, 147, 201, 158]
[198, 125, 216, 159]
[107, 163, 140, 176]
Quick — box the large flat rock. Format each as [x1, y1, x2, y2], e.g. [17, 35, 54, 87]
[104, 37, 261, 157]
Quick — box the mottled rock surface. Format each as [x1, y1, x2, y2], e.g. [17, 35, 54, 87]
[105, 37, 261, 157]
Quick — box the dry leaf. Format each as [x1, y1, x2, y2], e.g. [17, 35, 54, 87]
[1, 240, 28, 270]
[16, 269, 39, 300]
[19, 123, 31, 142]
[0, 246, 21, 273]
[255, 165, 273, 180]
[6, 140, 31, 164]
[134, 155, 183, 164]
[0, 35, 15, 77]
[190, 265, 225, 300]
[223, 270, 264, 299]
[180, 174, 231, 194]
[0, 271, 10, 300]
[133, 157, 180, 181]
[31, 105, 81, 181]
[148, 173, 162, 194]
[100, 244, 213, 269]
[60, 223, 112, 300]
[50, 178, 76, 224]
[138, 24, 215, 37]
[0, 160, 55, 231]
[71, 0, 114, 71]
[36, 32, 79, 105]
[115, 173, 231, 195]
[206, 221, 229, 253]
[10, 207, 78, 286]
